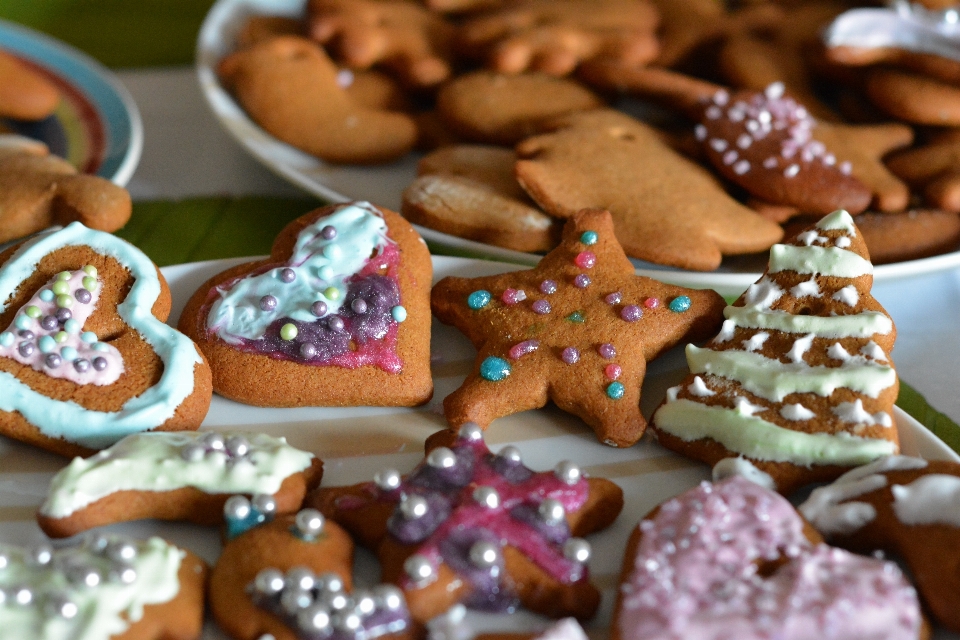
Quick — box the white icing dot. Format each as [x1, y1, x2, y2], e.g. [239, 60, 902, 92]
[711, 457, 776, 490]
[705, 105, 722, 119]
[666, 385, 681, 402]
[762, 157, 778, 169]
[787, 334, 815, 364]
[733, 396, 766, 416]
[742, 332, 769, 352]
[835, 236, 851, 248]
[710, 138, 728, 152]
[796, 230, 827, 246]
[737, 134, 752, 149]
[743, 278, 783, 310]
[832, 399, 892, 427]
[832, 285, 859, 307]
[695, 125, 707, 141]
[689, 376, 715, 397]
[827, 342, 852, 361]
[784, 164, 801, 178]
[790, 278, 821, 299]
[713, 90, 729, 106]
[860, 341, 887, 362]
[715, 319, 736, 343]
[723, 150, 738, 165]
[733, 160, 751, 175]
[780, 403, 815, 421]
[840, 161, 852, 175]
[765, 82, 785, 99]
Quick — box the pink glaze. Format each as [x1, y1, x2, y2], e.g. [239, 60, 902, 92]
[618, 477, 921, 640]
[509, 340, 539, 360]
[574, 252, 596, 269]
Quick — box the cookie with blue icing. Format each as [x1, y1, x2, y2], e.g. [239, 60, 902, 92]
[0, 223, 212, 458]
[178, 202, 433, 407]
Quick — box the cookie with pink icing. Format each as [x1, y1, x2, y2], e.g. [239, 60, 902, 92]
[614, 475, 924, 640]
[307, 423, 624, 623]
[800, 455, 960, 633]
[651, 209, 900, 494]
[0, 223, 212, 458]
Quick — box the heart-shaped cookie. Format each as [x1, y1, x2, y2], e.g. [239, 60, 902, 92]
[614, 476, 924, 640]
[0, 222, 212, 458]
[178, 202, 433, 407]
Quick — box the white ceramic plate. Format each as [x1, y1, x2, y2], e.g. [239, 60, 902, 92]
[0, 18, 142, 185]
[0, 255, 957, 638]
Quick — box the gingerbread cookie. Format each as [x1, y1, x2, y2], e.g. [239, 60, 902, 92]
[800, 455, 960, 633]
[179, 202, 432, 407]
[218, 36, 418, 165]
[473, 618, 588, 640]
[0, 49, 59, 121]
[0, 223, 212, 458]
[614, 476, 924, 640]
[37, 430, 322, 539]
[651, 210, 900, 494]
[456, 0, 660, 76]
[403, 145, 560, 253]
[0, 534, 207, 639]
[306, 0, 454, 88]
[0, 143, 132, 244]
[435, 71, 605, 146]
[514, 109, 783, 271]
[886, 138, 960, 212]
[211, 507, 417, 640]
[431, 209, 725, 446]
[309, 424, 623, 622]
[864, 67, 960, 127]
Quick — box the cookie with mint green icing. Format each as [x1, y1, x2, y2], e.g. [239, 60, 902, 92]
[37, 430, 323, 539]
[178, 201, 433, 407]
[651, 209, 900, 494]
[0, 534, 207, 640]
[0, 223, 212, 458]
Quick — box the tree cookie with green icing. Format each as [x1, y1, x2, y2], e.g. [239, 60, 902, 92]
[651, 209, 900, 494]
[178, 202, 433, 407]
[0, 223, 213, 458]
[0, 533, 207, 640]
[36, 430, 323, 539]
[430, 208, 726, 447]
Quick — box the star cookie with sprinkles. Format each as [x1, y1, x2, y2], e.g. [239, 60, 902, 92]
[307, 424, 624, 623]
[651, 210, 900, 494]
[431, 209, 726, 447]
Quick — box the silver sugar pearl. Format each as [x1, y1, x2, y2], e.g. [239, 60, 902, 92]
[350, 298, 367, 315]
[295, 509, 325, 537]
[30, 543, 53, 566]
[286, 567, 316, 591]
[201, 432, 226, 451]
[404, 554, 434, 584]
[110, 562, 138, 584]
[300, 342, 317, 359]
[538, 499, 566, 525]
[252, 493, 277, 515]
[180, 442, 206, 462]
[44, 592, 78, 619]
[225, 435, 250, 457]
[554, 461, 582, 485]
[353, 590, 376, 616]
[68, 565, 101, 588]
[254, 568, 286, 596]
[374, 469, 402, 491]
[497, 445, 522, 463]
[458, 423, 483, 441]
[311, 300, 328, 317]
[398, 494, 429, 520]
[279, 268, 297, 283]
[259, 295, 278, 312]
[317, 572, 344, 593]
[468, 541, 500, 569]
[563, 538, 591, 563]
[281, 587, 314, 614]
[298, 603, 332, 633]
[320, 590, 350, 611]
[426, 447, 456, 469]
[374, 585, 404, 611]
[473, 486, 500, 509]
[224, 494, 252, 520]
[106, 540, 138, 563]
[13, 586, 32, 605]
[334, 611, 363, 631]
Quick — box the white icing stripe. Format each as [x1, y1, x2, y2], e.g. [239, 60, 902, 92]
[891, 475, 960, 527]
[722, 306, 893, 337]
[654, 398, 897, 465]
[0, 223, 203, 449]
[686, 345, 896, 402]
[711, 457, 776, 490]
[769, 244, 873, 278]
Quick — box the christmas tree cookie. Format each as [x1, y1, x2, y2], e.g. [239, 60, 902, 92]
[651, 209, 899, 493]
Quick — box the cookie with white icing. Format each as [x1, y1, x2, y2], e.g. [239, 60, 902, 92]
[36, 430, 322, 539]
[651, 209, 899, 493]
[210, 507, 417, 640]
[0, 534, 207, 640]
[178, 201, 433, 407]
[614, 476, 924, 640]
[800, 455, 960, 633]
[0, 223, 212, 458]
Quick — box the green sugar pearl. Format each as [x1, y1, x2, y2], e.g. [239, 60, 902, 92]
[52, 281, 70, 295]
[280, 323, 298, 341]
[83, 265, 98, 277]
[323, 286, 341, 301]
[54, 331, 69, 343]
[56, 271, 71, 281]
[56, 294, 74, 308]
[82, 276, 98, 291]
[24, 305, 42, 319]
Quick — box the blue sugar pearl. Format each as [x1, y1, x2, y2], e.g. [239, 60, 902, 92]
[81, 331, 98, 344]
[0, 332, 12, 347]
[15, 315, 32, 331]
[467, 290, 492, 310]
[60, 346, 78, 361]
[92, 342, 109, 352]
[669, 296, 692, 313]
[480, 356, 511, 382]
[38, 336, 56, 353]
[39, 289, 54, 302]
[580, 231, 598, 245]
[392, 306, 407, 322]
[606, 381, 625, 400]
[64, 319, 81, 334]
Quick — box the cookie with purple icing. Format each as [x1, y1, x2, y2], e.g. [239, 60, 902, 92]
[307, 424, 624, 623]
[178, 201, 433, 407]
[0, 223, 212, 458]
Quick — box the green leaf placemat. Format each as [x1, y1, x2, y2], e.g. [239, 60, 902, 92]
[897, 381, 960, 456]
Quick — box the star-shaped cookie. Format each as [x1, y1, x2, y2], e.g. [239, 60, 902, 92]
[307, 424, 624, 623]
[431, 209, 726, 447]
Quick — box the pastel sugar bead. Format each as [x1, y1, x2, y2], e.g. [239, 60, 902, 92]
[605, 364, 622, 380]
[467, 290, 492, 310]
[39, 336, 56, 353]
[92, 342, 109, 352]
[318, 265, 334, 281]
[598, 343, 616, 359]
[669, 296, 692, 312]
[605, 292, 622, 305]
[83, 264, 97, 277]
[561, 347, 580, 364]
[321, 225, 337, 240]
[323, 287, 341, 301]
[64, 319, 81, 334]
[508, 340, 539, 360]
[82, 276, 97, 291]
[539, 280, 557, 295]
[501, 288, 526, 305]
[52, 281, 70, 296]
[39, 289, 54, 302]
[60, 346, 78, 361]
[81, 332, 98, 343]
[15, 315, 33, 330]
[0, 332, 13, 347]
[280, 323, 298, 341]
[573, 274, 591, 289]
[621, 305, 642, 322]
[57, 271, 71, 281]
[644, 297, 660, 309]
[480, 356, 511, 381]
[391, 306, 407, 322]
[56, 294, 73, 308]
[75, 289, 92, 304]
[532, 299, 551, 315]
[565, 311, 585, 323]
[574, 251, 596, 269]
[25, 305, 42, 319]
[54, 331, 68, 343]
[323, 244, 342, 259]
[606, 381, 625, 399]
[580, 230, 598, 245]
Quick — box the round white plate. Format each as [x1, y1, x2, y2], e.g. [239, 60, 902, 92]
[0, 18, 142, 185]
[196, 0, 960, 298]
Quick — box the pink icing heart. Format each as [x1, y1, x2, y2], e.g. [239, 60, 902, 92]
[615, 476, 922, 640]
